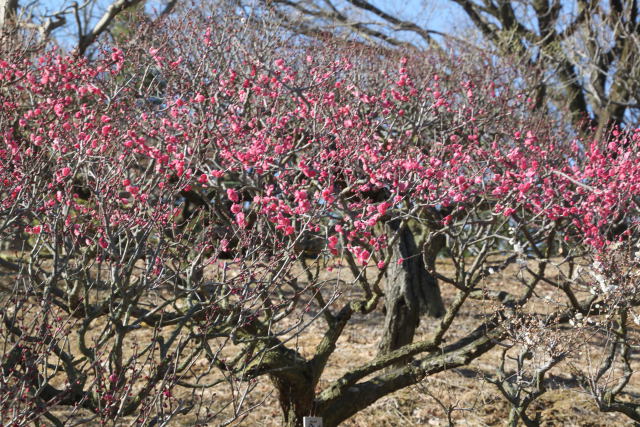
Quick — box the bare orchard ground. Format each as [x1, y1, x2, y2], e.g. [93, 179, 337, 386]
[2, 256, 639, 426]
[213, 258, 638, 426]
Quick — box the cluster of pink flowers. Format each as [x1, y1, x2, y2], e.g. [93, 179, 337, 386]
[1, 23, 637, 289]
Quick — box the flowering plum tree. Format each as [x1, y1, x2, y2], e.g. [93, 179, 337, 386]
[1, 6, 640, 427]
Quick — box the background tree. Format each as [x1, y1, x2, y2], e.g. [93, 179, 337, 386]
[0, 0, 178, 54]
[262, 0, 640, 137]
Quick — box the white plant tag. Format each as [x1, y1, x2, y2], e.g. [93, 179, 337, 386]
[303, 416, 323, 427]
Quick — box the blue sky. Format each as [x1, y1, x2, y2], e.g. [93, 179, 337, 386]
[34, 0, 472, 50]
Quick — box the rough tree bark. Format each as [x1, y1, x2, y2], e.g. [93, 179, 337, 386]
[378, 219, 445, 358]
[245, 330, 317, 427]
[272, 372, 315, 427]
[0, 0, 17, 31]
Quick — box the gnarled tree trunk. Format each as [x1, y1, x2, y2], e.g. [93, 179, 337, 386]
[272, 373, 315, 427]
[378, 219, 445, 359]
